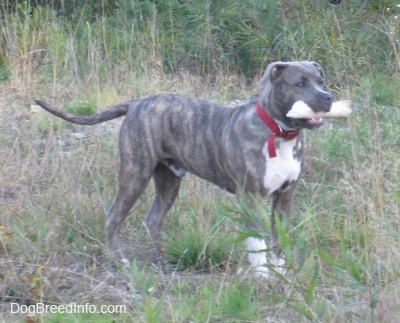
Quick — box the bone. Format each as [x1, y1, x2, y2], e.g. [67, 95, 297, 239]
[287, 100, 352, 119]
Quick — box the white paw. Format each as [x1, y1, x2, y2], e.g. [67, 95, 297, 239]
[253, 265, 273, 279]
[120, 257, 130, 267]
[268, 252, 286, 275]
[252, 257, 286, 278]
[245, 237, 286, 278]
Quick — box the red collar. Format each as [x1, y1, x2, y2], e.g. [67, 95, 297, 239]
[256, 101, 299, 158]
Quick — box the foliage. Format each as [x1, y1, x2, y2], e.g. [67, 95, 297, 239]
[166, 230, 228, 271]
[2, 0, 399, 84]
[64, 101, 98, 115]
[165, 211, 232, 271]
[1, 0, 400, 322]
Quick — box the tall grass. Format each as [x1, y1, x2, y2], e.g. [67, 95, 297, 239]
[1, 0, 400, 321]
[1, 0, 398, 88]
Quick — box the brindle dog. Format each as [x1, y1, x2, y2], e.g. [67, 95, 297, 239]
[35, 61, 332, 277]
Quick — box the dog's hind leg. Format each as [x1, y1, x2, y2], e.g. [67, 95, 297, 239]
[106, 157, 154, 266]
[146, 163, 182, 264]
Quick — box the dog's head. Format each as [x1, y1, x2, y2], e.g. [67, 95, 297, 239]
[258, 61, 333, 130]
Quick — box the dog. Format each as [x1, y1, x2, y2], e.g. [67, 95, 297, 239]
[34, 61, 333, 277]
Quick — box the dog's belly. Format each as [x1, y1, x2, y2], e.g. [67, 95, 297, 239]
[262, 139, 302, 194]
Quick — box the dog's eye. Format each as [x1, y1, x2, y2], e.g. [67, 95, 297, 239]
[297, 82, 306, 87]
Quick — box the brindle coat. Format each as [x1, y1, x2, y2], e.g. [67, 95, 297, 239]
[35, 61, 333, 277]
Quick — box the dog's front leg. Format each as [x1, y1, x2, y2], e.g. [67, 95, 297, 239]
[271, 185, 295, 248]
[240, 194, 279, 278]
[243, 186, 297, 278]
[269, 184, 297, 273]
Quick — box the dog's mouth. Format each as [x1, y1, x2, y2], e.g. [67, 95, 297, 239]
[307, 117, 324, 126]
[285, 116, 325, 131]
[301, 117, 325, 130]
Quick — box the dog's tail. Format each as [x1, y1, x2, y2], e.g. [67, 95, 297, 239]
[34, 100, 131, 125]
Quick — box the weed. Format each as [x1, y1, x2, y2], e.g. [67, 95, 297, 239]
[217, 282, 258, 320]
[130, 261, 164, 323]
[0, 66, 10, 81]
[33, 113, 64, 135]
[359, 74, 400, 106]
[64, 101, 98, 116]
[165, 228, 229, 271]
[1, 0, 400, 322]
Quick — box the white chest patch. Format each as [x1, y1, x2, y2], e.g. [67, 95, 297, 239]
[262, 138, 301, 194]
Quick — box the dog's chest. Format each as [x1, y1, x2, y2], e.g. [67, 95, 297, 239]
[262, 138, 302, 194]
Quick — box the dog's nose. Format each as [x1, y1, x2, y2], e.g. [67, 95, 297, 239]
[323, 92, 333, 103]
[321, 92, 333, 111]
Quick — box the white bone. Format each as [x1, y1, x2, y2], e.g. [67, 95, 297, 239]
[287, 100, 352, 119]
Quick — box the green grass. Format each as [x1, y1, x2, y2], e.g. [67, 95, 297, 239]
[64, 101, 98, 116]
[165, 224, 232, 271]
[1, 0, 400, 322]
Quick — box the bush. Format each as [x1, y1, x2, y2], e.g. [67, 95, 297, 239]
[1, 0, 398, 85]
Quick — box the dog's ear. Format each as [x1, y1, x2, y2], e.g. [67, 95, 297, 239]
[311, 61, 326, 81]
[258, 62, 289, 89]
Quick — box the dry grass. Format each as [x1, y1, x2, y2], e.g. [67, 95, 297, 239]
[1, 68, 400, 322]
[0, 73, 253, 321]
[1, 3, 400, 321]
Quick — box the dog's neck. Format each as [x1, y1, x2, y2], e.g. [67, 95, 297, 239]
[256, 101, 300, 158]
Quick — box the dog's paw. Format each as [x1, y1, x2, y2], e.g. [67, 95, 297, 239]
[253, 265, 274, 279]
[251, 262, 286, 279]
[246, 237, 286, 278]
[120, 257, 130, 267]
[106, 255, 131, 270]
[268, 253, 286, 276]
